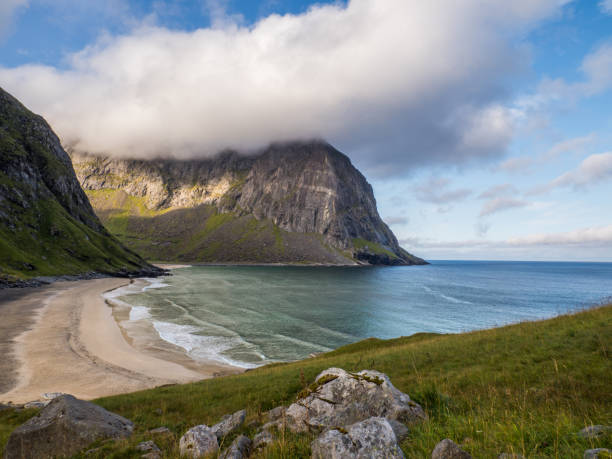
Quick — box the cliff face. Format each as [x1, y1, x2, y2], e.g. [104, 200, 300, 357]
[72, 142, 425, 265]
[0, 87, 158, 283]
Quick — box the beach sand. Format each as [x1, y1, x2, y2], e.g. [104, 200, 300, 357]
[0, 277, 241, 404]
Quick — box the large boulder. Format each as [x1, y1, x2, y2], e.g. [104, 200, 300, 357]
[212, 409, 246, 440]
[286, 368, 426, 432]
[3, 394, 133, 459]
[311, 417, 404, 458]
[179, 425, 219, 458]
[579, 425, 612, 439]
[431, 439, 472, 459]
[584, 448, 612, 459]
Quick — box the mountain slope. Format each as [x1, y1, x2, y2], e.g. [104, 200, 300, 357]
[72, 142, 426, 265]
[0, 88, 160, 284]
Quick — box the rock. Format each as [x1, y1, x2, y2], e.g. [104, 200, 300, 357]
[3, 394, 133, 459]
[431, 439, 472, 459]
[579, 425, 612, 439]
[149, 426, 171, 435]
[253, 430, 275, 449]
[41, 392, 64, 400]
[388, 419, 410, 442]
[179, 425, 219, 458]
[311, 417, 404, 459]
[23, 400, 48, 409]
[584, 448, 612, 459]
[267, 406, 287, 423]
[220, 435, 252, 459]
[137, 440, 161, 459]
[211, 409, 246, 440]
[286, 368, 426, 432]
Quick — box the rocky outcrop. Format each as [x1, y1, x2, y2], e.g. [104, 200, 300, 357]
[0, 87, 161, 284]
[431, 439, 472, 459]
[584, 448, 612, 459]
[311, 417, 405, 459]
[285, 368, 426, 432]
[220, 435, 252, 459]
[579, 425, 612, 439]
[3, 394, 133, 459]
[211, 409, 246, 440]
[179, 424, 219, 458]
[71, 142, 426, 266]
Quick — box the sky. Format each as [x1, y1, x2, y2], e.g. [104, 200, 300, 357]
[0, 0, 611, 261]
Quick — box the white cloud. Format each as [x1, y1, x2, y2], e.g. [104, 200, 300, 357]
[401, 224, 612, 260]
[600, 0, 612, 15]
[0, 0, 571, 175]
[384, 216, 409, 227]
[478, 183, 518, 200]
[546, 152, 612, 191]
[414, 178, 472, 205]
[0, 0, 28, 37]
[479, 197, 527, 217]
[542, 133, 594, 160]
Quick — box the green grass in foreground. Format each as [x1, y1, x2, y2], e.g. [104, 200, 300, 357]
[1, 306, 610, 458]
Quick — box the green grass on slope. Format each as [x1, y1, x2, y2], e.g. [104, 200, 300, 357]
[0, 196, 146, 281]
[3, 306, 610, 458]
[86, 189, 354, 265]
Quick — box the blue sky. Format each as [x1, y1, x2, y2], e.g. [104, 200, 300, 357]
[1, 0, 611, 261]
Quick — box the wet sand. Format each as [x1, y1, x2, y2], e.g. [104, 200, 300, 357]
[0, 278, 240, 404]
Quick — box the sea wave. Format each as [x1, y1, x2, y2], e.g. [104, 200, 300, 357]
[152, 320, 264, 369]
[422, 285, 472, 304]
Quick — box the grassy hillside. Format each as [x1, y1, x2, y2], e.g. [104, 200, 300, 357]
[2, 305, 610, 457]
[86, 189, 355, 264]
[0, 89, 154, 282]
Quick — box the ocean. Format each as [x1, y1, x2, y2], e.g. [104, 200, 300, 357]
[112, 261, 612, 368]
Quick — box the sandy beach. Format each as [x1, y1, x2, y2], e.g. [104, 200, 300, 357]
[0, 277, 240, 404]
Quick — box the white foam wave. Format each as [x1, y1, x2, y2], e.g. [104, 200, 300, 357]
[141, 278, 170, 291]
[272, 334, 333, 352]
[129, 305, 152, 321]
[152, 320, 264, 369]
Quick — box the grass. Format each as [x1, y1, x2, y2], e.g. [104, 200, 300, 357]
[352, 237, 398, 259]
[2, 305, 610, 457]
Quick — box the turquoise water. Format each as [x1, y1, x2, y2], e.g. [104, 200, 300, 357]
[118, 261, 612, 368]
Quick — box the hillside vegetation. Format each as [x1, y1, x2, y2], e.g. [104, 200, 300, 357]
[2, 305, 610, 457]
[0, 88, 155, 282]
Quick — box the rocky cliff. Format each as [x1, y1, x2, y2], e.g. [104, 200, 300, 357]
[72, 142, 425, 265]
[0, 87, 159, 284]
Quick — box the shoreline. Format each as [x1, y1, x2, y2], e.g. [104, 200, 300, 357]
[0, 278, 241, 404]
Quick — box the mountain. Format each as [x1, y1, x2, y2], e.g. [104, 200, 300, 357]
[71, 142, 426, 265]
[0, 88, 161, 285]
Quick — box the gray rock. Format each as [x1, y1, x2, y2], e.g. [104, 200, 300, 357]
[267, 406, 287, 423]
[579, 425, 612, 439]
[149, 426, 171, 435]
[41, 392, 64, 400]
[431, 439, 472, 459]
[253, 430, 275, 449]
[286, 368, 426, 432]
[584, 448, 612, 459]
[23, 400, 48, 409]
[220, 435, 252, 459]
[211, 409, 246, 440]
[137, 440, 161, 459]
[388, 419, 410, 442]
[311, 417, 404, 459]
[3, 394, 133, 459]
[179, 425, 219, 458]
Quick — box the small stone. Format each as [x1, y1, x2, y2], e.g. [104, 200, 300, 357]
[149, 426, 171, 435]
[253, 430, 275, 449]
[584, 448, 612, 459]
[137, 441, 161, 459]
[154, 408, 163, 415]
[212, 409, 247, 440]
[432, 439, 472, 459]
[23, 401, 48, 409]
[220, 435, 252, 459]
[267, 406, 287, 423]
[311, 417, 404, 459]
[179, 425, 219, 458]
[41, 392, 64, 400]
[579, 425, 612, 439]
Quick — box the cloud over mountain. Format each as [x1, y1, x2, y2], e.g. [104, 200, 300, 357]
[0, 0, 570, 176]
